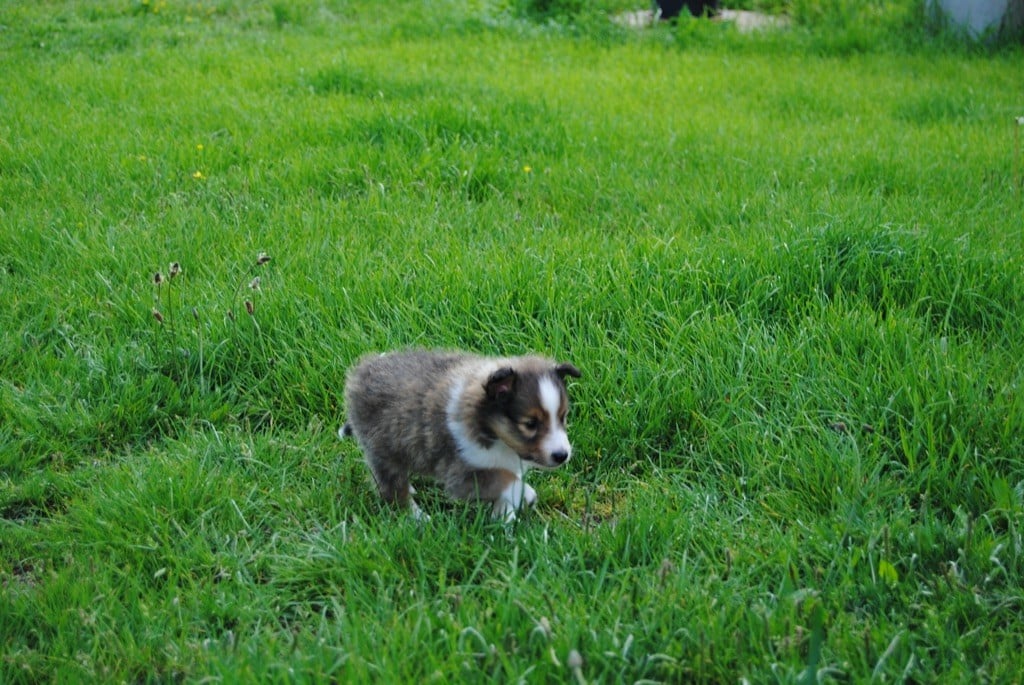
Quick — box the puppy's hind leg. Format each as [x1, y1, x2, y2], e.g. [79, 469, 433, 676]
[364, 455, 422, 516]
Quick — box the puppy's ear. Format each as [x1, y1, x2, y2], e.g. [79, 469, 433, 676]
[554, 362, 581, 380]
[485, 367, 517, 400]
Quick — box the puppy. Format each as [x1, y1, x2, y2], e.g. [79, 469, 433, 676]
[341, 350, 580, 521]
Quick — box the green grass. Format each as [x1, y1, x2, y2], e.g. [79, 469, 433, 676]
[2, 0, 1023, 681]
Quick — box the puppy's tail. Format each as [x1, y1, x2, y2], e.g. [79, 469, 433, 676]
[338, 423, 354, 440]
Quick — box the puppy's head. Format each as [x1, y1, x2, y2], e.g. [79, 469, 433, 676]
[479, 359, 581, 468]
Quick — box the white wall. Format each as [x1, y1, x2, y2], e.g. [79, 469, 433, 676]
[928, 0, 1024, 38]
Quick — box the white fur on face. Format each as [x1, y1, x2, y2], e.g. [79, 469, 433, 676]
[538, 376, 571, 462]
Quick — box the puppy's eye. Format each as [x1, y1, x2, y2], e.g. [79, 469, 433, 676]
[521, 418, 540, 433]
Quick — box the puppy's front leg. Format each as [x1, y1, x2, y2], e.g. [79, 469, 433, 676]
[493, 478, 537, 523]
[446, 469, 534, 521]
[521, 482, 537, 507]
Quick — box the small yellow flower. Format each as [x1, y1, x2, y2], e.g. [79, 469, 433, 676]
[196, 144, 204, 151]
[523, 165, 533, 174]
[192, 170, 205, 179]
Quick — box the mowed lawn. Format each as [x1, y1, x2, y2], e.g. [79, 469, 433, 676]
[2, 1, 1023, 682]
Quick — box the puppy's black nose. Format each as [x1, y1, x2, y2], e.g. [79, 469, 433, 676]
[551, 450, 569, 465]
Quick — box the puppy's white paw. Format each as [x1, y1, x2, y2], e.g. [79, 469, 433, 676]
[410, 498, 430, 522]
[493, 500, 518, 523]
[492, 478, 536, 522]
[522, 483, 538, 507]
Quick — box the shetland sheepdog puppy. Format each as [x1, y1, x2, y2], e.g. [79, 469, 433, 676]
[340, 350, 581, 521]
